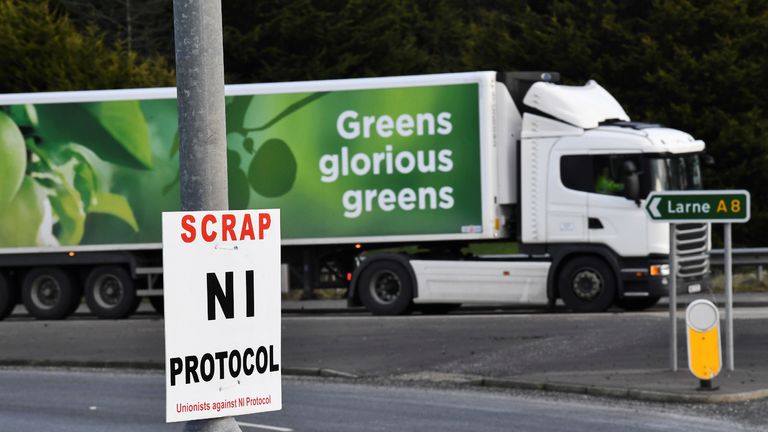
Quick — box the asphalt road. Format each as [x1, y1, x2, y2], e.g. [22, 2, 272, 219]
[1, 306, 767, 377]
[1, 305, 767, 428]
[0, 368, 750, 432]
[281, 308, 768, 377]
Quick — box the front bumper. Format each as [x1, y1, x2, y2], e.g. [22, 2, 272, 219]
[619, 258, 710, 299]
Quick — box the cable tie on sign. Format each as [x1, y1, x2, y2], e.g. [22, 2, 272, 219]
[214, 244, 239, 251]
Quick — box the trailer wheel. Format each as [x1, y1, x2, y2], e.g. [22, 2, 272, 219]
[22, 267, 78, 320]
[616, 296, 661, 311]
[358, 260, 413, 315]
[85, 266, 138, 319]
[0, 272, 17, 320]
[558, 257, 616, 313]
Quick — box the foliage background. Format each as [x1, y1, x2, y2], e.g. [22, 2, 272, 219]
[3, 0, 766, 245]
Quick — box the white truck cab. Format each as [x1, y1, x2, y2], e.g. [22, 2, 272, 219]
[353, 72, 710, 314]
[513, 74, 708, 312]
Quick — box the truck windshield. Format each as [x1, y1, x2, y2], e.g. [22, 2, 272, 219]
[647, 154, 703, 191]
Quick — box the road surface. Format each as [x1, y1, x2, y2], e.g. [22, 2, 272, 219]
[0, 368, 752, 431]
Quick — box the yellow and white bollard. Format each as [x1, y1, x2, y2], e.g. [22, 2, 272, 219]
[686, 299, 722, 390]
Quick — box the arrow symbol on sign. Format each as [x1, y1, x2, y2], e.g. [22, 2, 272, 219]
[649, 196, 662, 218]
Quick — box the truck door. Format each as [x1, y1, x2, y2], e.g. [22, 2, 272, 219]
[586, 153, 649, 256]
[547, 151, 589, 243]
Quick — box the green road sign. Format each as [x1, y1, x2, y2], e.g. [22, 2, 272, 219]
[645, 190, 750, 223]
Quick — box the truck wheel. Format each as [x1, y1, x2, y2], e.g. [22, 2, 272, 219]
[85, 266, 138, 319]
[0, 272, 17, 320]
[616, 296, 661, 311]
[22, 267, 78, 320]
[558, 257, 616, 313]
[358, 260, 413, 315]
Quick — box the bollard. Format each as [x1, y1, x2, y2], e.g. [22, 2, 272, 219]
[686, 299, 722, 390]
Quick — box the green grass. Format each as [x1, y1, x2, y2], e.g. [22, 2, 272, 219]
[710, 270, 768, 293]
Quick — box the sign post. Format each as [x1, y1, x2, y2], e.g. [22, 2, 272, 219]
[669, 223, 678, 371]
[645, 190, 750, 373]
[724, 223, 734, 371]
[172, 0, 236, 429]
[163, 210, 282, 423]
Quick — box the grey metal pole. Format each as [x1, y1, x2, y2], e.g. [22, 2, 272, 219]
[175, 0, 229, 213]
[173, 1, 237, 430]
[669, 223, 678, 372]
[184, 418, 242, 432]
[725, 222, 734, 371]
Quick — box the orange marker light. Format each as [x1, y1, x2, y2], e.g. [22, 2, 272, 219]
[68, 251, 75, 257]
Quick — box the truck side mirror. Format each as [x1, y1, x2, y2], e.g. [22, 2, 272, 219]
[622, 160, 640, 205]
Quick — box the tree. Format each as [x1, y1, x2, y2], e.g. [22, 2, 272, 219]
[0, 0, 174, 92]
[221, 0, 472, 83]
[51, 0, 175, 59]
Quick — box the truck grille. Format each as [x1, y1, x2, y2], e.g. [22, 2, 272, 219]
[675, 223, 709, 278]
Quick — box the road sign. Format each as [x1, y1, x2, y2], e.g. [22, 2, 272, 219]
[645, 190, 750, 223]
[162, 209, 282, 422]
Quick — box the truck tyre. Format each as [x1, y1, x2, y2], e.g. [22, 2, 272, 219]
[558, 257, 616, 313]
[22, 267, 78, 320]
[0, 272, 17, 320]
[358, 260, 413, 315]
[85, 266, 138, 319]
[616, 296, 661, 311]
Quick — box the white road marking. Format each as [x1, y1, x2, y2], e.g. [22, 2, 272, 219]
[237, 421, 294, 431]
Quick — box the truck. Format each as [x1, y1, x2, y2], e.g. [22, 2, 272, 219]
[0, 71, 709, 319]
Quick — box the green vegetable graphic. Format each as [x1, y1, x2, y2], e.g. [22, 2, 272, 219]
[1, 100, 144, 247]
[248, 138, 296, 198]
[8, 104, 38, 129]
[0, 176, 48, 246]
[1, 82, 482, 246]
[227, 150, 250, 210]
[0, 111, 27, 208]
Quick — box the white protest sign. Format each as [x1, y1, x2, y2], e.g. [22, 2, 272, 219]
[162, 209, 281, 422]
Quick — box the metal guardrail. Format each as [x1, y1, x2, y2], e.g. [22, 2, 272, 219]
[709, 248, 768, 282]
[709, 248, 768, 266]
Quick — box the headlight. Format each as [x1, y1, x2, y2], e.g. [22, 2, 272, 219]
[650, 264, 670, 276]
